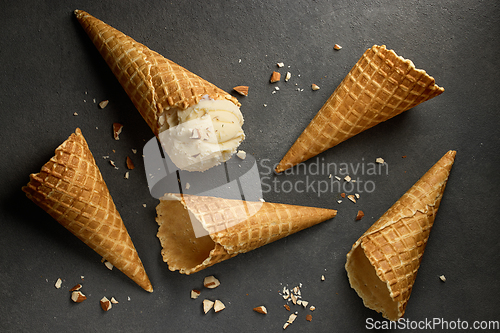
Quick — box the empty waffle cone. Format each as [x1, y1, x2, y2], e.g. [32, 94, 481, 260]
[276, 45, 444, 173]
[74, 10, 240, 137]
[156, 194, 337, 274]
[22, 128, 153, 292]
[345, 150, 456, 321]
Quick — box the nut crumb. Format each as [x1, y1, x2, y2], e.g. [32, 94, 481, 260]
[100, 297, 112, 311]
[270, 71, 281, 83]
[126, 156, 135, 170]
[233, 86, 249, 96]
[253, 305, 267, 314]
[348, 194, 356, 203]
[287, 313, 297, 324]
[277, 62, 284, 68]
[333, 44, 342, 50]
[306, 314, 313, 322]
[55, 278, 62, 289]
[355, 193, 360, 199]
[203, 299, 214, 314]
[237, 150, 247, 160]
[340, 192, 346, 198]
[104, 261, 113, 270]
[344, 175, 351, 182]
[309, 306, 316, 311]
[283, 322, 290, 330]
[124, 171, 130, 179]
[301, 301, 309, 308]
[185, 182, 191, 190]
[99, 100, 109, 109]
[214, 300, 225, 313]
[110, 297, 119, 304]
[71, 291, 87, 303]
[69, 284, 82, 291]
[321, 275, 325, 281]
[113, 123, 123, 140]
[439, 275, 446, 282]
[311, 84, 320, 91]
[356, 210, 365, 220]
[73, 112, 78, 116]
[284, 304, 291, 311]
[204, 275, 220, 289]
[337, 200, 342, 204]
[191, 289, 201, 299]
[376, 157, 385, 164]
[285, 72, 291, 81]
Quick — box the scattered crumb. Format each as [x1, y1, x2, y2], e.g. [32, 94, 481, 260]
[132, 149, 137, 154]
[309, 306, 316, 311]
[109, 160, 118, 169]
[287, 313, 297, 324]
[142, 204, 147, 208]
[311, 84, 320, 91]
[270, 71, 281, 83]
[113, 123, 123, 140]
[402, 155, 407, 158]
[71, 291, 87, 303]
[306, 314, 313, 322]
[237, 150, 247, 160]
[376, 157, 385, 164]
[104, 261, 113, 270]
[99, 100, 109, 109]
[191, 289, 201, 299]
[335, 176, 341, 181]
[126, 156, 135, 170]
[203, 299, 214, 314]
[55, 278, 62, 289]
[124, 171, 130, 179]
[356, 210, 365, 221]
[100, 297, 112, 311]
[355, 193, 360, 199]
[344, 175, 351, 182]
[439, 275, 446, 282]
[333, 44, 342, 50]
[73, 112, 78, 116]
[233, 86, 249, 96]
[253, 306, 267, 314]
[185, 182, 191, 190]
[340, 192, 346, 198]
[277, 62, 284, 68]
[301, 301, 308, 308]
[204, 275, 220, 289]
[110, 297, 119, 304]
[283, 322, 290, 330]
[214, 300, 225, 313]
[285, 72, 291, 82]
[348, 195, 357, 203]
[69, 284, 82, 291]
[284, 304, 291, 311]
[275, 86, 280, 91]
[259, 198, 265, 203]
[321, 275, 325, 281]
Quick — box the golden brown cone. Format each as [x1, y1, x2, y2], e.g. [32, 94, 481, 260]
[74, 10, 240, 137]
[156, 194, 337, 274]
[345, 150, 456, 321]
[22, 128, 153, 292]
[276, 45, 444, 173]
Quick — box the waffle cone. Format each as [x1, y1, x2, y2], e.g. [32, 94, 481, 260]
[74, 10, 240, 136]
[276, 45, 444, 173]
[156, 194, 337, 274]
[345, 150, 456, 321]
[22, 128, 153, 292]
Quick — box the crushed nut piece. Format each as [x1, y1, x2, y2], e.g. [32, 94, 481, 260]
[283, 322, 290, 330]
[284, 304, 291, 311]
[110, 297, 119, 304]
[321, 275, 325, 281]
[439, 275, 446, 282]
[270, 71, 281, 83]
[185, 182, 191, 190]
[71, 291, 87, 303]
[287, 313, 297, 324]
[100, 297, 112, 311]
[113, 123, 123, 140]
[124, 171, 130, 179]
[348, 194, 356, 203]
[306, 314, 313, 322]
[301, 301, 309, 308]
[277, 62, 284, 68]
[335, 176, 341, 181]
[290, 293, 297, 304]
[337, 200, 342, 204]
[309, 306, 316, 311]
[340, 192, 346, 198]
[311, 84, 320, 91]
[214, 300, 225, 313]
[73, 112, 78, 116]
[402, 155, 407, 158]
[126, 156, 135, 170]
[333, 44, 342, 50]
[204, 276, 220, 289]
[355, 193, 360, 199]
[99, 100, 109, 109]
[376, 157, 385, 164]
[285, 72, 291, 82]
[253, 306, 267, 314]
[237, 150, 247, 160]
[344, 175, 351, 182]
[191, 289, 201, 299]
[55, 278, 62, 289]
[203, 299, 214, 314]
[356, 210, 365, 221]
[69, 284, 82, 291]
[233, 86, 249, 96]
[109, 160, 117, 169]
[104, 261, 113, 270]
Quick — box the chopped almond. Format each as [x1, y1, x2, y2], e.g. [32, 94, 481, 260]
[99, 100, 109, 109]
[253, 305, 267, 314]
[71, 291, 87, 303]
[348, 194, 356, 203]
[287, 313, 297, 324]
[270, 71, 281, 83]
[100, 297, 112, 311]
[284, 304, 291, 311]
[214, 300, 225, 313]
[306, 314, 313, 322]
[203, 299, 214, 314]
[204, 276, 220, 289]
[69, 284, 82, 291]
[110, 297, 119, 304]
[285, 72, 291, 82]
[333, 44, 342, 50]
[356, 210, 365, 220]
[311, 84, 320, 91]
[376, 157, 385, 164]
[340, 192, 346, 198]
[191, 289, 201, 299]
[233, 86, 249, 96]
[113, 123, 123, 140]
[104, 261, 113, 270]
[54, 278, 62, 289]
[126, 156, 135, 170]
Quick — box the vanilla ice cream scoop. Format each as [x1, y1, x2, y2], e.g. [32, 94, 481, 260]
[158, 99, 245, 172]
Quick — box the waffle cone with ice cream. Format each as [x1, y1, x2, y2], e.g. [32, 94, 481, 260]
[22, 128, 153, 292]
[345, 150, 456, 321]
[156, 193, 337, 274]
[74, 10, 244, 171]
[276, 45, 444, 173]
